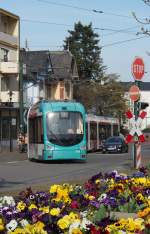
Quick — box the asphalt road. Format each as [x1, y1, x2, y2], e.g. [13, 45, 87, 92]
[0, 143, 150, 193]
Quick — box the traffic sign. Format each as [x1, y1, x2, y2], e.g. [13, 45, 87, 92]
[132, 57, 145, 80]
[125, 110, 146, 143]
[129, 85, 140, 102]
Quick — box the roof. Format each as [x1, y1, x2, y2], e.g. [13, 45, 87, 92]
[120, 81, 150, 91]
[0, 8, 19, 20]
[20, 50, 50, 80]
[20, 49, 79, 81]
[49, 51, 78, 80]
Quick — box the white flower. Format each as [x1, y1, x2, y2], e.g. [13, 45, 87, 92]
[69, 220, 80, 234]
[6, 219, 18, 231]
[98, 193, 107, 201]
[112, 170, 119, 176]
[80, 217, 92, 230]
[2, 196, 15, 207]
[80, 211, 87, 218]
[20, 219, 29, 227]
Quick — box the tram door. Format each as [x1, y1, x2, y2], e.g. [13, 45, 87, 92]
[90, 122, 97, 151]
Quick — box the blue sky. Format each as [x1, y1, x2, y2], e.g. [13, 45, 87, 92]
[1, 0, 150, 82]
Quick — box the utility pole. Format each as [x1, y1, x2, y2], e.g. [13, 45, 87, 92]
[8, 91, 13, 152]
[133, 80, 140, 168]
[19, 62, 24, 134]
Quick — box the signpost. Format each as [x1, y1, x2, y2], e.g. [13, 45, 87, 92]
[127, 57, 145, 169]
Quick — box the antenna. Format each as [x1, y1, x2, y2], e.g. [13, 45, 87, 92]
[25, 39, 29, 51]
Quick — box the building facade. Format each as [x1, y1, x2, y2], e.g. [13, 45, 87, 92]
[0, 9, 20, 150]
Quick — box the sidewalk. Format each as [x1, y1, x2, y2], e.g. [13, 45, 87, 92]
[0, 148, 27, 162]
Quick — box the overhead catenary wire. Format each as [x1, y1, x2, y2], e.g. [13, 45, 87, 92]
[21, 35, 148, 50]
[102, 35, 148, 48]
[34, 0, 132, 19]
[21, 18, 137, 36]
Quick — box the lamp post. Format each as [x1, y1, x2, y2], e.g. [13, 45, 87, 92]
[8, 90, 13, 152]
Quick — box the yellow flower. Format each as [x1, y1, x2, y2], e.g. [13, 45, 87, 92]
[23, 223, 47, 234]
[138, 207, 150, 218]
[49, 184, 60, 193]
[9, 227, 25, 234]
[34, 221, 45, 230]
[28, 203, 37, 210]
[95, 179, 100, 184]
[50, 208, 61, 216]
[16, 201, 26, 212]
[72, 228, 83, 234]
[88, 195, 95, 200]
[69, 212, 79, 222]
[39, 206, 49, 214]
[136, 193, 145, 201]
[57, 215, 70, 230]
[0, 218, 4, 231]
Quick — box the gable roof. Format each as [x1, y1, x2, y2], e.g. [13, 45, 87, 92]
[20, 49, 79, 81]
[49, 51, 78, 80]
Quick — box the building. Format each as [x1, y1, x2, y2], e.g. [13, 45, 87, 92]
[0, 9, 20, 150]
[121, 82, 150, 130]
[20, 49, 79, 129]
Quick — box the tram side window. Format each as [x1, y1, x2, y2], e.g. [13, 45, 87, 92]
[113, 124, 119, 136]
[99, 124, 105, 140]
[90, 122, 97, 140]
[105, 124, 111, 139]
[29, 117, 43, 143]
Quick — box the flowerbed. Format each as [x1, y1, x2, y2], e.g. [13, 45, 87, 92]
[1, 167, 150, 233]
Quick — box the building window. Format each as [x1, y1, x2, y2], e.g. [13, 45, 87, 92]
[1, 48, 9, 62]
[1, 76, 18, 91]
[1, 77, 9, 91]
[60, 82, 64, 99]
[47, 84, 51, 99]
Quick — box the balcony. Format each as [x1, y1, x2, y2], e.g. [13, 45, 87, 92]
[0, 91, 19, 103]
[0, 32, 18, 47]
[0, 62, 19, 74]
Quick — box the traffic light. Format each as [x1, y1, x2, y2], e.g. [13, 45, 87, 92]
[139, 102, 149, 110]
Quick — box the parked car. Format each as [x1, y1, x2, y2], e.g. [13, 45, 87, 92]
[102, 136, 128, 153]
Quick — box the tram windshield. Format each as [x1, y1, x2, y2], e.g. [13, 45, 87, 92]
[46, 111, 84, 146]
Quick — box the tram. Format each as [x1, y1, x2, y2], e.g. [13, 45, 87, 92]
[27, 100, 87, 161]
[86, 114, 120, 151]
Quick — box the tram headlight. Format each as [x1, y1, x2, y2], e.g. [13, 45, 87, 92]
[46, 145, 54, 150]
[80, 145, 87, 150]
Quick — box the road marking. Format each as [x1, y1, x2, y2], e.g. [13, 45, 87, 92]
[7, 160, 28, 164]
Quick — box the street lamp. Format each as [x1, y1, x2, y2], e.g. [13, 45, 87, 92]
[8, 90, 13, 152]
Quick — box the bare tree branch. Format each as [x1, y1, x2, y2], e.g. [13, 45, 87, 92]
[143, 0, 150, 6]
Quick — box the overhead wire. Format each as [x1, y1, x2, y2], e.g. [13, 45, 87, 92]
[34, 0, 132, 19]
[102, 35, 148, 48]
[21, 18, 137, 36]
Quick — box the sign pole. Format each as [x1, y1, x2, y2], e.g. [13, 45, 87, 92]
[131, 57, 144, 168]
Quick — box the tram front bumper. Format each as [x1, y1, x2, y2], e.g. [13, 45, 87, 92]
[44, 149, 86, 160]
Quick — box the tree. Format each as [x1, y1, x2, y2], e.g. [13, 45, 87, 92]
[94, 74, 128, 118]
[74, 73, 127, 120]
[132, 0, 150, 35]
[63, 22, 127, 119]
[64, 21, 105, 82]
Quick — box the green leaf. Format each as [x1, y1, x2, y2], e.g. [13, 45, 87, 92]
[93, 204, 107, 222]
